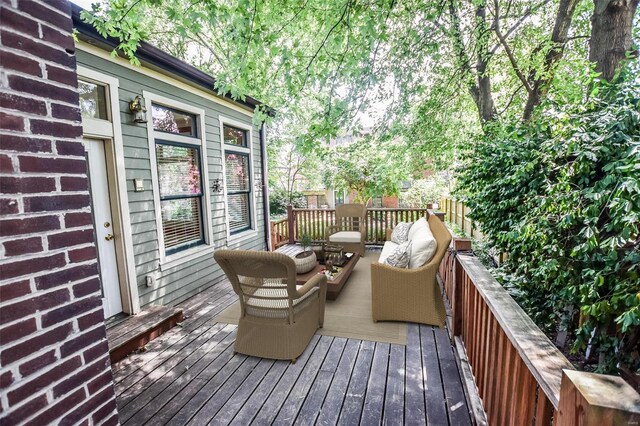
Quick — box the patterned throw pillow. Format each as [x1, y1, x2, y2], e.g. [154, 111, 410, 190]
[384, 241, 411, 268]
[391, 222, 412, 244]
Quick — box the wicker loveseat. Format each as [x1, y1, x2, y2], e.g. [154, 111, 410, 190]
[371, 215, 452, 326]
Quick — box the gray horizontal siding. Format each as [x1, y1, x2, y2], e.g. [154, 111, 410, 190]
[77, 49, 267, 309]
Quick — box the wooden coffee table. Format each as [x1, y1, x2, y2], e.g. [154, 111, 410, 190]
[296, 253, 361, 300]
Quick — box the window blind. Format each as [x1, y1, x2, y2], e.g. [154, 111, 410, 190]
[161, 198, 203, 249]
[155, 141, 204, 253]
[156, 144, 202, 197]
[225, 152, 251, 233]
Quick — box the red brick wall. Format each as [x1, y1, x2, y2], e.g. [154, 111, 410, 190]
[381, 196, 399, 208]
[0, 1, 118, 424]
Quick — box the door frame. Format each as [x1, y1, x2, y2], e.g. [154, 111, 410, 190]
[77, 66, 140, 315]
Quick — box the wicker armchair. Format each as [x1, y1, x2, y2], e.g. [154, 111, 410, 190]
[325, 203, 367, 255]
[371, 215, 452, 326]
[214, 249, 327, 361]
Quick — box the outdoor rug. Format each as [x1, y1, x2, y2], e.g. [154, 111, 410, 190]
[213, 251, 407, 345]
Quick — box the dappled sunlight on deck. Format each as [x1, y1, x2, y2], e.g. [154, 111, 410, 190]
[111, 263, 471, 425]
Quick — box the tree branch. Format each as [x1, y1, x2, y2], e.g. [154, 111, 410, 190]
[493, 0, 533, 94]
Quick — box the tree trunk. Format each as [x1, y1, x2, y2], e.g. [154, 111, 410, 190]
[475, 2, 497, 123]
[589, 0, 639, 81]
[523, 0, 580, 120]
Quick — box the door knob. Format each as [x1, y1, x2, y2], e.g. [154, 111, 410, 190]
[105, 234, 114, 241]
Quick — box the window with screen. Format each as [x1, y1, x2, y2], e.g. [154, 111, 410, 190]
[156, 142, 204, 254]
[223, 123, 253, 235]
[149, 99, 209, 257]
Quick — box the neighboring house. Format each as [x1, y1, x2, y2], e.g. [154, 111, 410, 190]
[72, 5, 270, 317]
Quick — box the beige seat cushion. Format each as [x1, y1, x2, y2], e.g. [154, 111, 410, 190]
[408, 217, 437, 269]
[328, 231, 362, 244]
[378, 241, 399, 264]
[244, 282, 318, 319]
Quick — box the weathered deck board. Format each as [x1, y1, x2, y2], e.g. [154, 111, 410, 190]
[111, 270, 473, 425]
[405, 323, 427, 426]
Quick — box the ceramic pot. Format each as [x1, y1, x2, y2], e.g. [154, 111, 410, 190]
[294, 251, 317, 274]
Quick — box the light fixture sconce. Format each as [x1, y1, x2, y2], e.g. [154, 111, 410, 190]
[129, 95, 148, 123]
[211, 178, 223, 193]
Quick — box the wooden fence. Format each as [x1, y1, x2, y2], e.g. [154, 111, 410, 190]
[440, 238, 640, 425]
[440, 197, 484, 239]
[269, 205, 434, 250]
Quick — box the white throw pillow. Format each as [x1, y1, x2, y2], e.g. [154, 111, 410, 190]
[378, 241, 399, 264]
[408, 216, 428, 241]
[383, 241, 411, 268]
[391, 222, 412, 244]
[408, 217, 437, 268]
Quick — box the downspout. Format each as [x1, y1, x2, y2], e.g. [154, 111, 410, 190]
[259, 122, 272, 251]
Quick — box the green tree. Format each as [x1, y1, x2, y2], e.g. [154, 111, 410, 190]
[322, 137, 407, 204]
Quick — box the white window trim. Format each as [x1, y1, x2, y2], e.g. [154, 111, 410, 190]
[143, 91, 214, 271]
[219, 115, 258, 243]
[77, 66, 140, 314]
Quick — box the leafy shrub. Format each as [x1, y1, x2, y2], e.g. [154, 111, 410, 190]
[400, 176, 450, 208]
[457, 74, 640, 373]
[269, 188, 306, 216]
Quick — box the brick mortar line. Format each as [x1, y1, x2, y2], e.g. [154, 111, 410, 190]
[0, 190, 92, 201]
[6, 343, 112, 424]
[0, 46, 77, 75]
[0, 238, 95, 262]
[1, 26, 77, 58]
[0, 108, 84, 128]
[5, 1, 71, 23]
[0, 103, 81, 122]
[0, 65, 78, 92]
[1, 320, 108, 379]
[0, 209, 89, 221]
[0, 255, 98, 287]
[0, 276, 99, 319]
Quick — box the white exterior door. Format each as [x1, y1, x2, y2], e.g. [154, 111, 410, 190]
[84, 138, 123, 318]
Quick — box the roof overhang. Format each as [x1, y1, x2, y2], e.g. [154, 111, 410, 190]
[71, 4, 273, 115]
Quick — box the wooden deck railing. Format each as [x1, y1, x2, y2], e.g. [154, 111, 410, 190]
[440, 237, 640, 425]
[269, 218, 289, 250]
[273, 205, 433, 249]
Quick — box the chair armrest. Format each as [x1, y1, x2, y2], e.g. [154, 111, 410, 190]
[296, 273, 327, 298]
[385, 229, 393, 241]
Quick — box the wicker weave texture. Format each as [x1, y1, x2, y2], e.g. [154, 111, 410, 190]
[371, 215, 452, 326]
[214, 249, 327, 360]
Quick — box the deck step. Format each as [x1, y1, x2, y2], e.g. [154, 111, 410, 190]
[106, 305, 184, 364]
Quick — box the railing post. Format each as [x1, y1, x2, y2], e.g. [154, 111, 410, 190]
[452, 238, 472, 337]
[555, 369, 640, 426]
[269, 221, 276, 251]
[287, 204, 295, 244]
[429, 209, 445, 221]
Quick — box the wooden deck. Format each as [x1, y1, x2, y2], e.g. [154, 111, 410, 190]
[111, 272, 472, 425]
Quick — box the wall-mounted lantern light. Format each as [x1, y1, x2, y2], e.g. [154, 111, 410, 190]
[129, 95, 148, 123]
[211, 178, 223, 193]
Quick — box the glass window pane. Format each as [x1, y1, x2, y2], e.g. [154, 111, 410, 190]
[161, 198, 203, 250]
[223, 125, 247, 147]
[79, 80, 108, 120]
[228, 193, 250, 233]
[225, 153, 250, 192]
[156, 144, 201, 198]
[152, 104, 196, 136]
